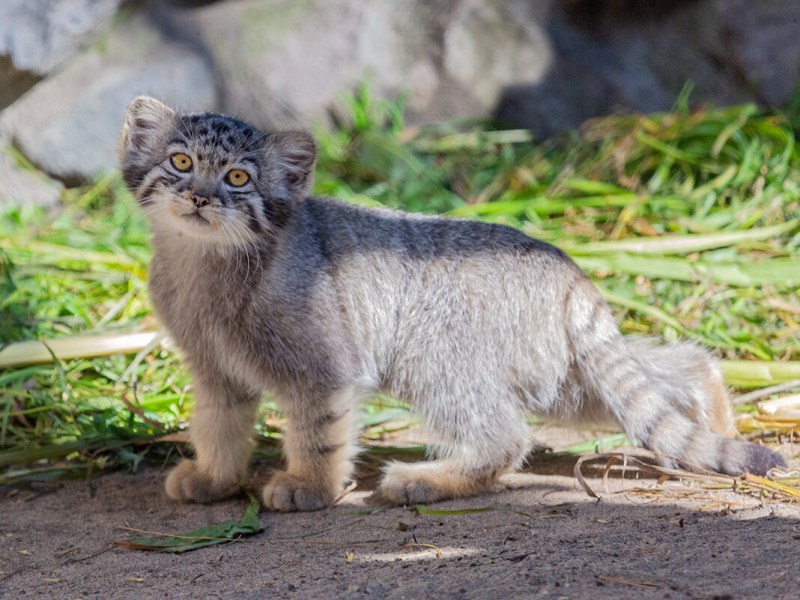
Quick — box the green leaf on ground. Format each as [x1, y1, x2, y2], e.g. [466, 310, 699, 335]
[114, 494, 263, 553]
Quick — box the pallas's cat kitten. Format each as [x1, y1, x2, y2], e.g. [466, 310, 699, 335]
[119, 97, 783, 511]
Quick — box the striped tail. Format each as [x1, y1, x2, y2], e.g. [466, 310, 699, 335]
[567, 281, 784, 476]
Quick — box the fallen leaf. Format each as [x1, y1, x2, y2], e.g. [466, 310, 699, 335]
[114, 494, 263, 554]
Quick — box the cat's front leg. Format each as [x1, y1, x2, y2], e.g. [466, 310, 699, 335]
[166, 368, 260, 503]
[263, 385, 361, 512]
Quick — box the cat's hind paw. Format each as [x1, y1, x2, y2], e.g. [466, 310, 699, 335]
[378, 460, 495, 505]
[165, 459, 240, 503]
[262, 471, 336, 512]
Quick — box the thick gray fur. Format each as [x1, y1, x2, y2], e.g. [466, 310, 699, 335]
[118, 97, 784, 511]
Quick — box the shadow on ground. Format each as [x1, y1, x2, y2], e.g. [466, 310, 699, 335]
[2, 453, 798, 599]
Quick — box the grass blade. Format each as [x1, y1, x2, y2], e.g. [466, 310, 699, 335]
[0, 332, 159, 368]
[720, 360, 800, 389]
[563, 220, 798, 255]
[575, 254, 800, 287]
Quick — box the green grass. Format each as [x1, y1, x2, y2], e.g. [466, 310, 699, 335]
[1, 86, 798, 483]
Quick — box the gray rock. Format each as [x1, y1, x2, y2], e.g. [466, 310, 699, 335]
[4, 0, 800, 185]
[0, 151, 63, 207]
[0, 13, 218, 184]
[0, 0, 120, 109]
[443, 1, 551, 109]
[714, 0, 800, 106]
[497, 0, 800, 134]
[163, 0, 553, 129]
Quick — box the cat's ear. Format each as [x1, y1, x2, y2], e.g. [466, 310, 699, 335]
[264, 131, 317, 199]
[118, 96, 175, 160]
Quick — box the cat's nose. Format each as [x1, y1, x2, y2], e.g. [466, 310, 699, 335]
[192, 194, 210, 208]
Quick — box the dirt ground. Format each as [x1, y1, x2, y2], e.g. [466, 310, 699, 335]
[3, 437, 799, 600]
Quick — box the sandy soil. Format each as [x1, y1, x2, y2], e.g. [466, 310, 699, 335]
[2, 445, 798, 600]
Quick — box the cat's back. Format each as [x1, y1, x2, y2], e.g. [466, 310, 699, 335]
[288, 196, 573, 269]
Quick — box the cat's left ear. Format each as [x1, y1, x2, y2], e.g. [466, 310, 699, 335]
[264, 131, 317, 199]
[118, 96, 176, 161]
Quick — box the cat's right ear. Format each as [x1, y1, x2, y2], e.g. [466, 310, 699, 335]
[118, 96, 175, 162]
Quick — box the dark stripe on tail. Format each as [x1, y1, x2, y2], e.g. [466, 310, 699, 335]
[566, 281, 785, 476]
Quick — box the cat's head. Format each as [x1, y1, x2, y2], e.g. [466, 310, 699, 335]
[118, 96, 316, 246]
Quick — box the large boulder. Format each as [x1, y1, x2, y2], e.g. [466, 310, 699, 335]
[714, 0, 800, 106]
[0, 12, 218, 184]
[497, 0, 800, 136]
[0, 151, 63, 207]
[0, 0, 120, 110]
[1, 0, 553, 186]
[163, 0, 553, 129]
[2, 0, 800, 187]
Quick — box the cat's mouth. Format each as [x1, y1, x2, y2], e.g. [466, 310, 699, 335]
[182, 210, 210, 225]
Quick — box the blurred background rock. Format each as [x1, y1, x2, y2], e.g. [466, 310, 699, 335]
[1, 0, 799, 204]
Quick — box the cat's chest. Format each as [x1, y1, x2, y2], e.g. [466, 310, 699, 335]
[149, 252, 257, 346]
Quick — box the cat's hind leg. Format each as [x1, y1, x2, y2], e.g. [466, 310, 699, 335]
[377, 393, 530, 505]
[166, 369, 260, 503]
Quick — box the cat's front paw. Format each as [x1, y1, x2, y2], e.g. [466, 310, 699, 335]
[262, 471, 336, 512]
[165, 460, 240, 503]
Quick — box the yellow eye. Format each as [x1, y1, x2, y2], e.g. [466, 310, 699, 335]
[226, 169, 250, 187]
[170, 153, 193, 172]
